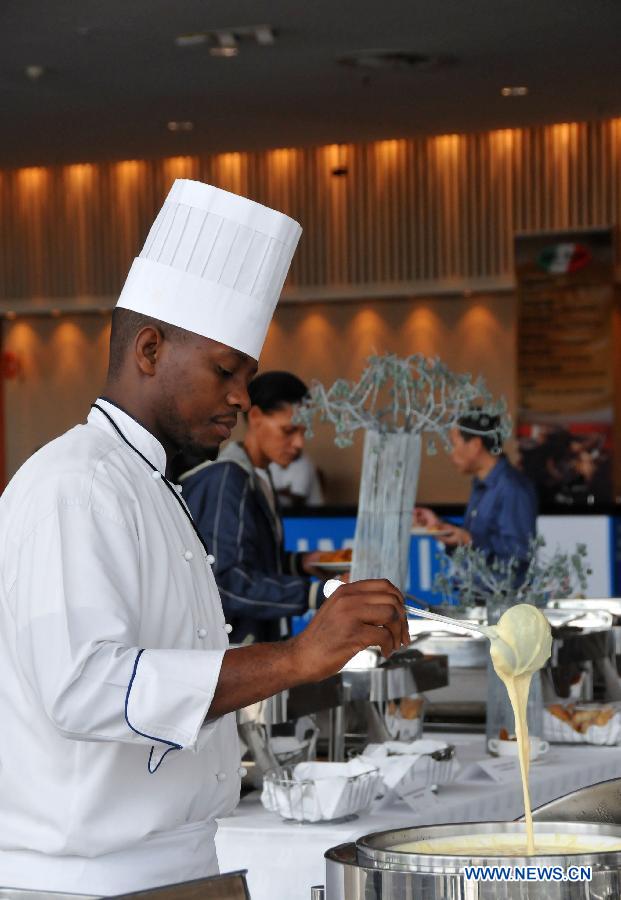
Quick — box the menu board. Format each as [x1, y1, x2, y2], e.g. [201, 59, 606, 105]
[515, 229, 614, 505]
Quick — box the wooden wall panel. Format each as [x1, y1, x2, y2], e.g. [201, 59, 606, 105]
[2, 117, 621, 304]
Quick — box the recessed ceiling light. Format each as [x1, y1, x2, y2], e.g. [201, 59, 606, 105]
[209, 46, 239, 58]
[501, 86, 528, 97]
[25, 65, 45, 81]
[175, 33, 208, 48]
[338, 50, 451, 71]
[167, 121, 195, 132]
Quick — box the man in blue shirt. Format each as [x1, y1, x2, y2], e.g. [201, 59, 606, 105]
[415, 412, 537, 565]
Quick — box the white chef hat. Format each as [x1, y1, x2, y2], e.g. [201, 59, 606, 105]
[116, 179, 302, 360]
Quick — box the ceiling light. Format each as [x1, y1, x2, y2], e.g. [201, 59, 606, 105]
[338, 50, 450, 71]
[501, 86, 528, 97]
[254, 25, 275, 46]
[167, 121, 195, 132]
[175, 25, 275, 54]
[25, 65, 45, 81]
[209, 46, 239, 58]
[175, 33, 208, 47]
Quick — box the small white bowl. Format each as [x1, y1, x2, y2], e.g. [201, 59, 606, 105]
[488, 736, 550, 761]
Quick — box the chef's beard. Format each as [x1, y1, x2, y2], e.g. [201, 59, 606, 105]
[155, 389, 224, 472]
[167, 444, 220, 482]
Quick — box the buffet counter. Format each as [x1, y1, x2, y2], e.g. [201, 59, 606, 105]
[283, 510, 618, 602]
[215, 733, 621, 900]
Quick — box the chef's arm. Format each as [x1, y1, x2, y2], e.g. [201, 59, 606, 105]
[207, 578, 409, 718]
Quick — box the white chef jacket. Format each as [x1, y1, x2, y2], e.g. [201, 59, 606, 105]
[0, 399, 241, 895]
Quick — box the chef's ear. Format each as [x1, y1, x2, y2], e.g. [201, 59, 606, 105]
[134, 325, 164, 376]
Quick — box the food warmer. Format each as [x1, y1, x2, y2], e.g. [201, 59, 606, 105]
[319, 777, 621, 899]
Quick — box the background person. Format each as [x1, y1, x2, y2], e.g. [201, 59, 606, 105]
[415, 411, 537, 566]
[181, 371, 325, 644]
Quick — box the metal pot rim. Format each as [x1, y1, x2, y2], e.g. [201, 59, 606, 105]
[356, 821, 621, 872]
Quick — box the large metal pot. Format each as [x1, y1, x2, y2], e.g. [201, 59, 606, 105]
[325, 821, 621, 898]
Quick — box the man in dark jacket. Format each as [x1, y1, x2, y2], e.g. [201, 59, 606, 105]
[181, 371, 324, 644]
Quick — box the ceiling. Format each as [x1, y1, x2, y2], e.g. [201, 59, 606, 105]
[3, 0, 621, 169]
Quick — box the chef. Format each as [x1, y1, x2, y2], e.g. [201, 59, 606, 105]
[0, 179, 408, 896]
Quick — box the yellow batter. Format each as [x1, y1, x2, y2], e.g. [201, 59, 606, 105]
[393, 833, 621, 856]
[485, 604, 552, 854]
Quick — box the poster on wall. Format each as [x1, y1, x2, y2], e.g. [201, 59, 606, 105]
[515, 228, 614, 506]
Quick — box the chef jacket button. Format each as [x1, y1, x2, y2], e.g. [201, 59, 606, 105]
[151, 470, 162, 480]
[224, 623, 233, 634]
[197, 627, 207, 638]
[238, 766, 248, 777]
[206, 554, 215, 565]
[216, 771, 227, 782]
[174, 484, 183, 494]
[184, 550, 194, 561]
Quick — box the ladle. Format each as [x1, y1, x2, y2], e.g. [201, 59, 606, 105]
[323, 579, 491, 638]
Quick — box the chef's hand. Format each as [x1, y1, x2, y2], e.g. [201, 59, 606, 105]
[413, 506, 441, 528]
[292, 579, 409, 682]
[439, 524, 471, 547]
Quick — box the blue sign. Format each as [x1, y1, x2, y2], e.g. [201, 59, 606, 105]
[282, 515, 463, 607]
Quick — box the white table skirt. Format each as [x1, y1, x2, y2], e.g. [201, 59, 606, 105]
[215, 733, 621, 900]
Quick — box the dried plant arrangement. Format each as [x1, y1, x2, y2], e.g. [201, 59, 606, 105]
[433, 536, 591, 615]
[296, 353, 509, 590]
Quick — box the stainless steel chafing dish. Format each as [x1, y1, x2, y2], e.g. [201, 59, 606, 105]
[238, 653, 449, 776]
[324, 821, 621, 898]
[410, 601, 621, 717]
[321, 777, 621, 898]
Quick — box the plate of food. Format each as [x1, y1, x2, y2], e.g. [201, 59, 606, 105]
[314, 549, 352, 573]
[410, 526, 453, 538]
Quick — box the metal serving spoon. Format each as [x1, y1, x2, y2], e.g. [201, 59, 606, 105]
[324, 579, 491, 638]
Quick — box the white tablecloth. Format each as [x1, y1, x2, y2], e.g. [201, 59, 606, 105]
[215, 733, 621, 900]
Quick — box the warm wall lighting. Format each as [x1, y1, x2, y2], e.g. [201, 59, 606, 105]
[214, 152, 243, 192]
[551, 122, 575, 148]
[115, 160, 145, 184]
[501, 86, 528, 97]
[163, 155, 195, 181]
[434, 133, 461, 157]
[404, 306, 442, 356]
[375, 139, 401, 165]
[17, 166, 47, 194]
[268, 147, 297, 173]
[349, 308, 390, 349]
[491, 129, 514, 153]
[66, 163, 93, 188]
